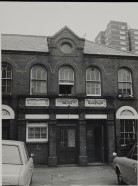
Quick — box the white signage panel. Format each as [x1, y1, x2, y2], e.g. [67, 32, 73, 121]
[85, 99, 106, 107]
[56, 98, 78, 107]
[26, 98, 49, 106]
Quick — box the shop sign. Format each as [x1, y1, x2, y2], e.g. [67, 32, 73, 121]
[56, 98, 78, 107]
[26, 98, 49, 106]
[85, 99, 106, 107]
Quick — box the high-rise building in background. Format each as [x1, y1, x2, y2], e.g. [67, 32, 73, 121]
[95, 31, 105, 45]
[95, 20, 138, 54]
[129, 29, 138, 54]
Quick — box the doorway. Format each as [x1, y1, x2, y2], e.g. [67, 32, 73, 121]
[57, 126, 78, 164]
[86, 122, 105, 163]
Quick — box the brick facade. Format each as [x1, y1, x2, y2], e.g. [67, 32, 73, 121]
[2, 27, 138, 165]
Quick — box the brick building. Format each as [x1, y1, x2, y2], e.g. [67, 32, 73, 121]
[95, 20, 138, 54]
[1, 27, 138, 166]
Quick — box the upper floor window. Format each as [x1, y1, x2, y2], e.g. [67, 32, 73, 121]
[59, 66, 74, 95]
[30, 65, 47, 95]
[2, 63, 12, 94]
[118, 68, 133, 96]
[86, 67, 101, 96]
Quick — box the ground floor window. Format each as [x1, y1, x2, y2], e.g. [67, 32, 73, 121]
[26, 122, 48, 142]
[120, 120, 136, 146]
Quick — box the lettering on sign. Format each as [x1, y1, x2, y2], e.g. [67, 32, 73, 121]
[56, 98, 78, 107]
[85, 99, 106, 107]
[26, 98, 49, 106]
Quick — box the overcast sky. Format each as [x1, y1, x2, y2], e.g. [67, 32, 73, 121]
[0, 2, 138, 41]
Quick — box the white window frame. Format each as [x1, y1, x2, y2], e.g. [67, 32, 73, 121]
[120, 36, 126, 40]
[120, 41, 126, 45]
[26, 122, 48, 142]
[118, 68, 133, 96]
[59, 66, 74, 95]
[86, 68, 101, 96]
[59, 66, 74, 85]
[120, 47, 127, 51]
[2, 63, 12, 94]
[120, 119, 136, 146]
[120, 31, 126, 35]
[30, 65, 47, 95]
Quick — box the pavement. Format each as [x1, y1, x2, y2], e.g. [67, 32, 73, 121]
[31, 164, 118, 186]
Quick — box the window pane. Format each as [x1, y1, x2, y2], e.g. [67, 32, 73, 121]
[41, 128, 47, 138]
[120, 120, 136, 145]
[59, 66, 74, 84]
[28, 128, 35, 139]
[118, 82, 131, 94]
[68, 129, 75, 147]
[35, 128, 40, 138]
[2, 64, 12, 94]
[31, 65, 47, 94]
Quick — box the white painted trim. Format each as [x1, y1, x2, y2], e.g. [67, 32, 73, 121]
[25, 114, 49, 119]
[56, 114, 79, 119]
[116, 106, 138, 119]
[26, 122, 48, 142]
[85, 114, 107, 119]
[2, 105, 15, 119]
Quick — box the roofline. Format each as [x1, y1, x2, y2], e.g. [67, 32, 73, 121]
[47, 26, 85, 40]
[85, 39, 138, 57]
[1, 33, 47, 38]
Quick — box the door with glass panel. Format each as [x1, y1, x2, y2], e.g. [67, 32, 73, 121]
[57, 126, 78, 164]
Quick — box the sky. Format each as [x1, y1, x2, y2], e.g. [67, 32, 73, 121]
[0, 2, 138, 41]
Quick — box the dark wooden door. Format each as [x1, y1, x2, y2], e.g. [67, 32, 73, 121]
[86, 126, 95, 162]
[86, 125, 104, 162]
[57, 126, 78, 164]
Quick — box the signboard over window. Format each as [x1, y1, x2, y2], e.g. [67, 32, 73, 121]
[26, 98, 49, 106]
[56, 98, 78, 107]
[85, 99, 106, 107]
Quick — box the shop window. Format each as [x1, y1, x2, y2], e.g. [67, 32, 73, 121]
[2, 63, 12, 94]
[86, 67, 101, 96]
[30, 65, 47, 95]
[120, 120, 136, 146]
[118, 68, 133, 97]
[26, 122, 48, 142]
[59, 66, 74, 95]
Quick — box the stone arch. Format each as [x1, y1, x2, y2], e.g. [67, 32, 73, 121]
[2, 105, 15, 119]
[116, 106, 138, 119]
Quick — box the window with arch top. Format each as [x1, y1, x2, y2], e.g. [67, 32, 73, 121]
[30, 65, 47, 95]
[59, 66, 74, 95]
[118, 68, 133, 96]
[2, 63, 12, 94]
[86, 67, 101, 96]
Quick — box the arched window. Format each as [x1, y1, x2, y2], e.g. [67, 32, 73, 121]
[86, 67, 101, 96]
[30, 65, 47, 94]
[59, 66, 74, 95]
[118, 68, 133, 96]
[116, 106, 138, 148]
[2, 63, 12, 94]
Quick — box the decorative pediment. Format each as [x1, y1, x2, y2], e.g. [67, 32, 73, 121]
[2, 105, 15, 119]
[116, 106, 138, 119]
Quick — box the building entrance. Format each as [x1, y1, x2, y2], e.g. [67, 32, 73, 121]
[57, 125, 78, 164]
[86, 121, 106, 163]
